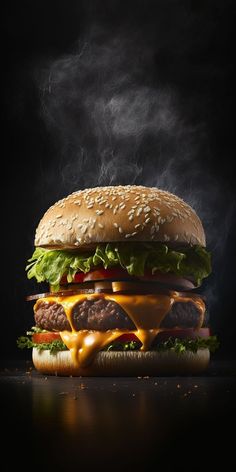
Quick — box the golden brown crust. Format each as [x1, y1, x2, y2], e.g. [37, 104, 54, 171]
[32, 348, 210, 376]
[35, 185, 206, 248]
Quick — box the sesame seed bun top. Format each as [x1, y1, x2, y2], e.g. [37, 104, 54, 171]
[34, 185, 206, 249]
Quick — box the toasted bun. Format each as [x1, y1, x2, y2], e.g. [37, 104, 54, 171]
[35, 185, 206, 249]
[32, 348, 210, 376]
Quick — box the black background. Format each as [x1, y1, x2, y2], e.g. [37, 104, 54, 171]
[2, 0, 236, 362]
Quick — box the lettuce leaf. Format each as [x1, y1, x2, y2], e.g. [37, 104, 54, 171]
[17, 336, 67, 353]
[26, 242, 211, 290]
[104, 335, 219, 353]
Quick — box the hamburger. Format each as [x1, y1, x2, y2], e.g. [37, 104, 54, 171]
[18, 185, 218, 375]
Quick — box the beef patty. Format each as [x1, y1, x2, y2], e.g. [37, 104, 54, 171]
[34, 297, 205, 331]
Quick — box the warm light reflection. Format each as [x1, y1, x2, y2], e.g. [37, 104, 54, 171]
[31, 375, 210, 441]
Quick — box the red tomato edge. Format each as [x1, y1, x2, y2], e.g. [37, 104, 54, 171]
[32, 328, 210, 345]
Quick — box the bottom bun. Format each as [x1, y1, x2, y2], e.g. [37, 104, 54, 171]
[32, 348, 210, 376]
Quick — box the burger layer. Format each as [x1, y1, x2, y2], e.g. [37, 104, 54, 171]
[29, 291, 207, 367]
[34, 298, 206, 332]
[32, 348, 211, 376]
[21, 186, 216, 376]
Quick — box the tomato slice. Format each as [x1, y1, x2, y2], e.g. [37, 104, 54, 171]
[32, 332, 62, 344]
[32, 328, 210, 347]
[60, 267, 132, 284]
[83, 267, 133, 282]
[115, 333, 140, 343]
[114, 328, 210, 345]
[60, 267, 195, 291]
[60, 272, 85, 284]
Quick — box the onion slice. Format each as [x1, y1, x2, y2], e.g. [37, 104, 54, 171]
[26, 279, 204, 301]
[26, 289, 95, 301]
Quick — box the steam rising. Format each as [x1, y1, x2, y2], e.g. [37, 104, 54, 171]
[39, 36, 183, 189]
[37, 29, 234, 306]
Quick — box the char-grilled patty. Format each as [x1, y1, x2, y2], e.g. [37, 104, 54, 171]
[34, 298, 205, 332]
[34, 302, 71, 331]
[161, 301, 204, 329]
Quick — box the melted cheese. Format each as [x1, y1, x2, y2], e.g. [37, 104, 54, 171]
[34, 292, 205, 368]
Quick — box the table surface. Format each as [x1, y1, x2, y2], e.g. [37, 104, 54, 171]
[1, 360, 236, 469]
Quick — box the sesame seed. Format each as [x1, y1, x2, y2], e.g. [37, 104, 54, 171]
[136, 208, 143, 216]
[56, 214, 62, 218]
[145, 217, 151, 223]
[118, 227, 123, 234]
[154, 209, 160, 216]
[113, 223, 118, 228]
[135, 224, 141, 229]
[143, 206, 151, 213]
[87, 204, 94, 209]
[129, 215, 134, 221]
[96, 210, 104, 215]
[174, 234, 179, 241]
[164, 234, 170, 241]
[98, 223, 104, 229]
[125, 233, 132, 238]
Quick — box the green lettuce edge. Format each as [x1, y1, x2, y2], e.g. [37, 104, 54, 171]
[104, 335, 219, 353]
[26, 242, 211, 290]
[17, 329, 219, 354]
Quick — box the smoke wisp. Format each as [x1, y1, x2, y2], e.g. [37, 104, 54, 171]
[36, 24, 234, 308]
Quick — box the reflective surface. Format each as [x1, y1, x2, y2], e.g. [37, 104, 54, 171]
[1, 360, 236, 468]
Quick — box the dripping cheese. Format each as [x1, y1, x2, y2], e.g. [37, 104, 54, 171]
[34, 292, 205, 367]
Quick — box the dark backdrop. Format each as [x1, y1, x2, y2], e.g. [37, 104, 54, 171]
[2, 0, 235, 362]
